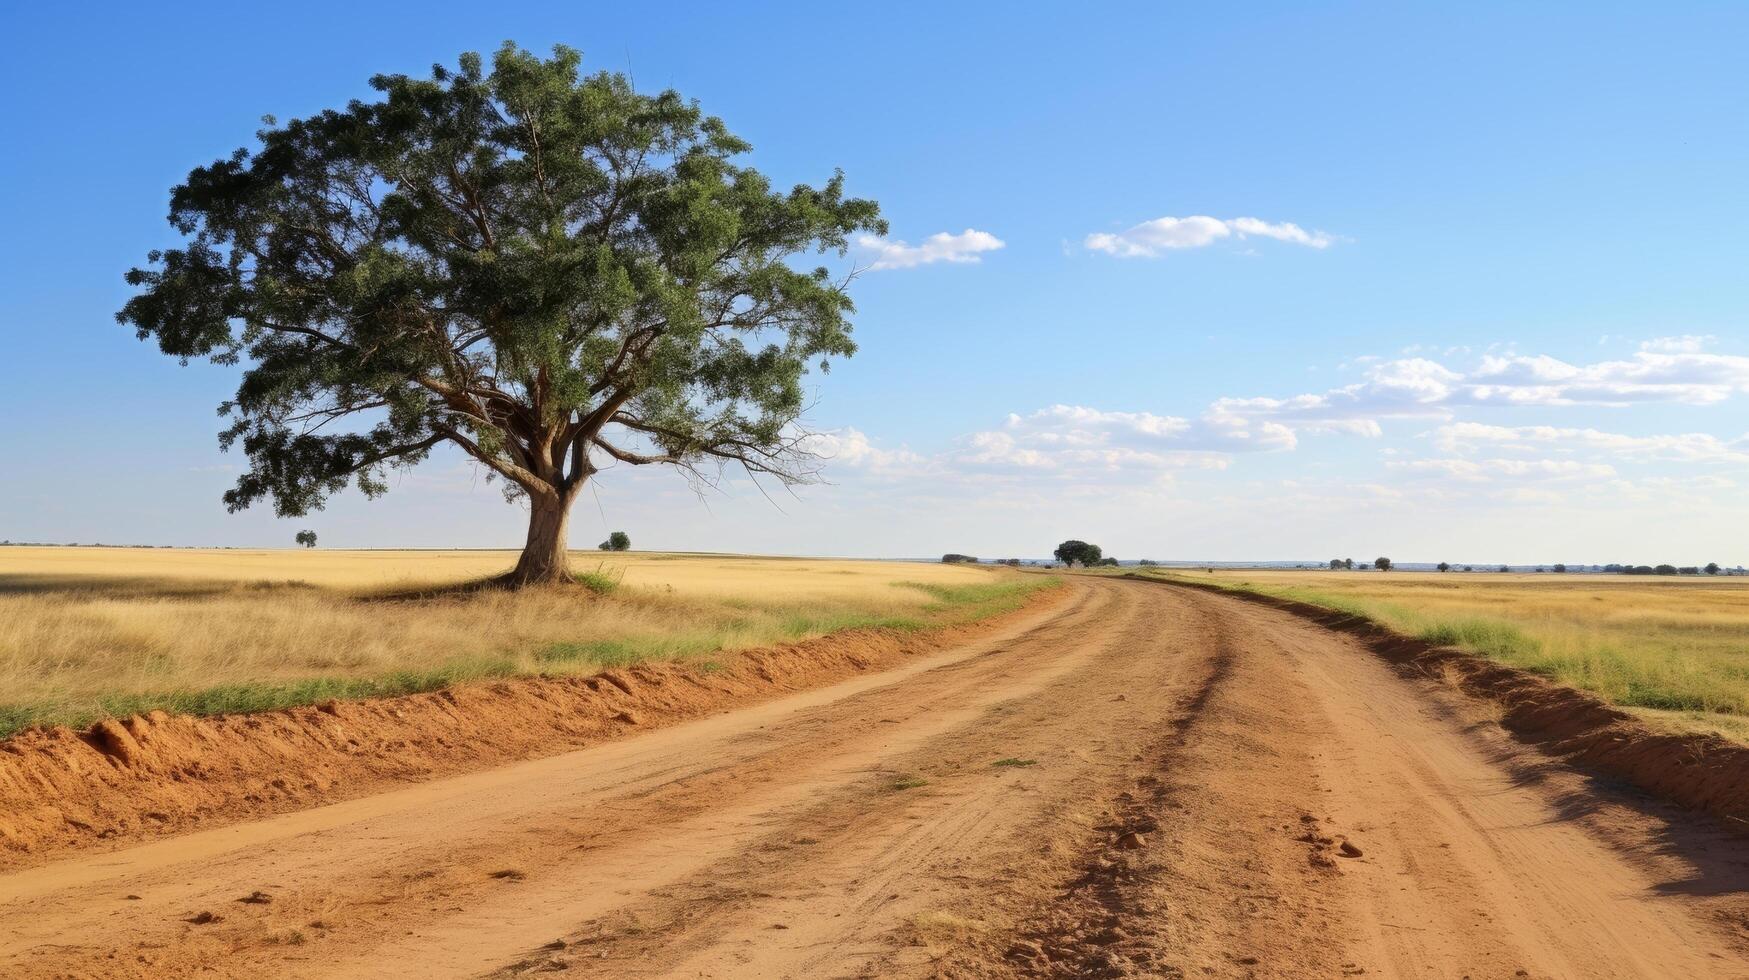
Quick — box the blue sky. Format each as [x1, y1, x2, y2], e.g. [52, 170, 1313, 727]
[2, 2, 1746, 563]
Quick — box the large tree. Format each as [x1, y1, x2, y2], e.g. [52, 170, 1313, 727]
[120, 44, 884, 585]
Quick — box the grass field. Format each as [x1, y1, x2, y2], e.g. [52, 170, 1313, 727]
[0, 548, 1054, 737]
[1142, 568, 1749, 741]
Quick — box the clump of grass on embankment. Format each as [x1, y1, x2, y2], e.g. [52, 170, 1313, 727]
[1135, 567, 1749, 742]
[0, 548, 1058, 737]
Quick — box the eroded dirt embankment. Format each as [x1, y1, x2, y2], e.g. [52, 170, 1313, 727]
[0, 585, 1067, 870]
[1142, 574, 1749, 828]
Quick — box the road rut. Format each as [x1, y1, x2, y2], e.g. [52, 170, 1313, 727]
[4, 578, 1747, 978]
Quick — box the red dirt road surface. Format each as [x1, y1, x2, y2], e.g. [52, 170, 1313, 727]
[4, 577, 1748, 978]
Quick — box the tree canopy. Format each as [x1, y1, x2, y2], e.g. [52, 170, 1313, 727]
[598, 531, 630, 552]
[120, 43, 884, 584]
[1054, 540, 1103, 567]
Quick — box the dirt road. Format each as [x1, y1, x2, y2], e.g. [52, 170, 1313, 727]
[4, 578, 1747, 978]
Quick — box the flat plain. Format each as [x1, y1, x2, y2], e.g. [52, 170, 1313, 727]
[0, 547, 1041, 736]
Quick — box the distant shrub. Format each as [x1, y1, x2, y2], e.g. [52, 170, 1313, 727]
[598, 531, 630, 552]
[941, 554, 980, 564]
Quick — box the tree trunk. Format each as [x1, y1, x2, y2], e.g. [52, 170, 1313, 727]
[507, 490, 574, 586]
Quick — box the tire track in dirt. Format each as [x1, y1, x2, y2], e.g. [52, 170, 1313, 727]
[5, 578, 1749, 979]
[478, 577, 1220, 978]
[0, 582, 1116, 977]
[1196, 588, 1749, 978]
[0, 582, 1076, 871]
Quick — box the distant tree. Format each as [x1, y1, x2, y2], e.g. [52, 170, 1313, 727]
[940, 553, 979, 564]
[1053, 540, 1103, 568]
[1654, 564, 1678, 576]
[1329, 558, 1343, 570]
[118, 44, 884, 587]
[1138, 558, 1159, 567]
[1706, 562, 1721, 575]
[1535, 567, 1545, 573]
[1373, 556, 1392, 572]
[1343, 558, 1355, 570]
[1552, 563, 1567, 573]
[1436, 561, 1450, 572]
[1499, 565, 1511, 573]
[1095, 556, 1120, 567]
[1463, 565, 1474, 572]
[294, 529, 317, 548]
[1678, 566, 1700, 575]
[998, 558, 1022, 567]
[598, 531, 631, 552]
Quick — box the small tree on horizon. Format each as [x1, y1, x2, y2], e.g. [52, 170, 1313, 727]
[294, 529, 317, 548]
[1053, 540, 1102, 568]
[1706, 562, 1721, 575]
[1436, 561, 1450, 572]
[598, 531, 631, 552]
[119, 44, 884, 587]
[1373, 556, 1392, 572]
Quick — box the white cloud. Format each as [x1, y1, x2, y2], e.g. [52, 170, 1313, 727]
[1209, 350, 1749, 439]
[1208, 358, 1462, 430]
[1084, 215, 1335, 257]
[805, 428, 922, 470]
[1641, 335, 1717, 353]
[1431, 422, 1749, 463]
[1468, 350, 1749, 405]
[811, 404, 1302, 487]
[857, 229, 1004, 270]
[1388, 457, 1618, 483]
[952, 405, 1278, 475]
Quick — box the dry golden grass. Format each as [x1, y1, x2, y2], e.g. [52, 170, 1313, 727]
[0, 547, 1050, 736]
[1157, 568, 1749, 738]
